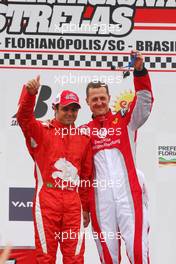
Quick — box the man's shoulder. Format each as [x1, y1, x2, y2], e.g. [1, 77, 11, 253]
[81, 119, 95, 128]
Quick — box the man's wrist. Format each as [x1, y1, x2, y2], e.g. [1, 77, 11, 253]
[133, 67, 148, 77]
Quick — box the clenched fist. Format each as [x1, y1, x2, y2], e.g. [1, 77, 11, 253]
[26, 75, 40, 95]
[131, 50, 144, 71]
[83, 211, 90, 228]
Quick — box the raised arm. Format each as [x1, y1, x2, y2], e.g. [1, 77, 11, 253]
[16, 75, 44, 156]
[127, 51, 154, 131]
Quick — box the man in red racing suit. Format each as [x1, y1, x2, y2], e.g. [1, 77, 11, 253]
[17, 76, 92, 264]
[85, 51, 154, 264]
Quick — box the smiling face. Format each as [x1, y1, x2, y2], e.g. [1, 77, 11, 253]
[55, 103, 79, 125]
[86, 86, 111, 117]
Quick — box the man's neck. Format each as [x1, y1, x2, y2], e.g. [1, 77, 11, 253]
[92, 109, 111, 120]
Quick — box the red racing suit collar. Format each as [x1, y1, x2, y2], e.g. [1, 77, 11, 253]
[92, 109, 113, 124]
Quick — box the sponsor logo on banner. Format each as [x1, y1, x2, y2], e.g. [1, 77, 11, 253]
[113, 90, 135, 115]
[9, 188, 34, 221]
[158, 145, 176, 167]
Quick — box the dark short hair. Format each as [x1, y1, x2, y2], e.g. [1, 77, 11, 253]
[86, 81, 109, 97]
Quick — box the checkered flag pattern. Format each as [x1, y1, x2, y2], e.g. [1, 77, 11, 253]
[0, 52, 176, 70]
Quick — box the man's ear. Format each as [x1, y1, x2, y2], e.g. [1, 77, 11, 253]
[86, 97, 89, 105]
[52, 104, 57, 111]
[53, 104, 59, 115]
[108, 95, 111, 102]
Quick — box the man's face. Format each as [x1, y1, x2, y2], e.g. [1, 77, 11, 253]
[55, 103, 79, 125]
[86, 87, 110, 117]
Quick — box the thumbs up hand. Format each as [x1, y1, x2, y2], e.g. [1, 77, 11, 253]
[0, 245, 11, 264]
[26, 75, 41, 95]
